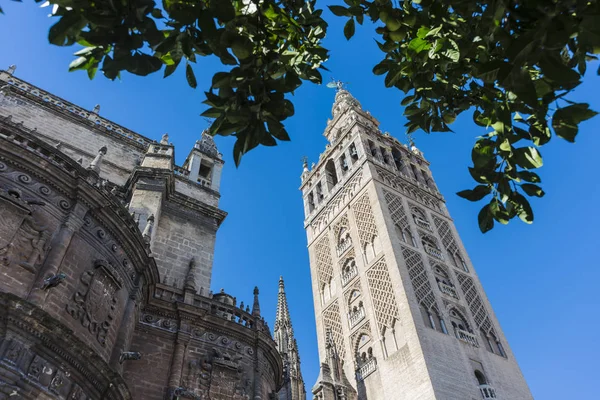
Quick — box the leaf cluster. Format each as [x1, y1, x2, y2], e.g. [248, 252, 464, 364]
[331, 0, 599, 232]
[4, 0, 599, 231]
[37, 0, 328, 165]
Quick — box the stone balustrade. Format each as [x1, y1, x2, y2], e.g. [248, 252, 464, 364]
[173, 165, 189, 177]
[414, 217, 432, 231]
[197, 177, 211, 187]
[438, 282, 458, 299]
[154, 284, 262, 331]
[356, 357, 377, 381]
[341, 266, 358, 286]
[424, 244, 444, 260]
[455, 328, 479, 347]
[479, 384, 497, 399]
[336, 239, 352, 257]
[348, 307, 365, 328]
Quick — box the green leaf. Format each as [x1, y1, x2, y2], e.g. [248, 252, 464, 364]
[539, 53, 581, 85]
[552, 104, 598, 142]
[408, 38, 430, 53]
[201, 107, 222, 118]
[48, 13, 85, 46]
[471, 139, 495, 169]
[456, 185, 491, 201]
[231, 37, 253, 60]
[513, 147, 543, 169]
[521, 183, 545, 197]
[373, 60, 390, 76]
[478, 204, 494, 233]
[344, 19, 356, 40]
[511, 193, 534, 224]
[212, 72, 230, 89]
[186, 63, 197, 88]
[401, 95, 415, 106]
[489, 199, 510, 224]
[329, 6, 351, 17]
[517, 171, 541, 183]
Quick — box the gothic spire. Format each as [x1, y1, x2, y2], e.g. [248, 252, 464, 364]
[274, 276, 293, 334]
[273, 276, 306, 400]
[251, 286, 261, 317]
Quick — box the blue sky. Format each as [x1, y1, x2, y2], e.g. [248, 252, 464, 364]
[1, 3, 599, 398]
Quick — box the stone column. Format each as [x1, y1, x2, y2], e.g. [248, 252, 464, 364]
[168, 333, 189, 389]
[27, 201, 88, 304]
[109, 286, 140, 370]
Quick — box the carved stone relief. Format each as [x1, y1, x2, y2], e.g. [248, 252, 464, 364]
[0, 189, 51, 273]
[66, 259, 122, 346]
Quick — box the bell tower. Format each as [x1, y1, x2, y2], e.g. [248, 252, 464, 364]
[301, 87, 532, 399]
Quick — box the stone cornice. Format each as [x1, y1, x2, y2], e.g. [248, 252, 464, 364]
[0, 71, 152, 150]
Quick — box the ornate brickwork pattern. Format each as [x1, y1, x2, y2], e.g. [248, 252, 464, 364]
[375, 167, 441, 211]
[383, 190, 410, 230]
[322, 301, 346, 360]
[401, 247, 439, 312]
[333, 214, 350, 242]
[314, 235, 334, 288]
[366, 257, 400, 332]
[432, 215, 459, 255]
[310, 169, 363, 236]
[456, 273, 494, 334]
[351, 193, 378, 248]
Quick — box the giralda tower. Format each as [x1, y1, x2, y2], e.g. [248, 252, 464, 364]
[300, 88, 532, 400]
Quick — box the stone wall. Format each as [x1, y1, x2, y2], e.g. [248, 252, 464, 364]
[0, 73, 282, 400]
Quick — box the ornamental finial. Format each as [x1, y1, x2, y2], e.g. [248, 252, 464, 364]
[326, 79, 349, 92]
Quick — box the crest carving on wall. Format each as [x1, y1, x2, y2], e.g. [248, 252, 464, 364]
[66, 259, 122, 346]
[0, 187, 51, 273]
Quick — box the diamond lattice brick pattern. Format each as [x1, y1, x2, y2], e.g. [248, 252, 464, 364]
[366, 257, 400, 333]
[383, 190, 410, 230]
[351, 193, 379, 248]
[322, 301, 346, 360]
[456, 274, 495, 335]
[315, 235, 334, 288]
[401, 246, 439, 313]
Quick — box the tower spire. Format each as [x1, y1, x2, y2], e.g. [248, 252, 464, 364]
[274, 276, 306, 400]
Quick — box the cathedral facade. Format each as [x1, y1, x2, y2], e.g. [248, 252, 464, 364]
[0, 67, 284, 400]
[301, 89, 533, 399]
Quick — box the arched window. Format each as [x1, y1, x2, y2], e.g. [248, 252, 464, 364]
[449, 308, 471, 334]
[341, 258, 357, 285]
[364, 234, 381, 263]
[421, 234, 443, 260]
[391, 147, 404, 172]
[337, 227, 352, 256]
[349, 142, 359, 162]
[412, 207, 431, 230]
[308, 192, 315, 212]
[325, 159, 338, 188]
[475, 370, 487, 385]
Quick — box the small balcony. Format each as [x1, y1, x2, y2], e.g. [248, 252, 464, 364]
[349, 308, 365, 328]
[438, 282, 458, 299]
[336, 239, 352, 257]
[455, 328, 479, 347]
[414, 217, 432, 231]
[479, 384, 497, 399]
[424, 245, 444, 261]
[197, 177, 211, 187]
[341, 266, 358, 286]
[356, 357, 377, 381]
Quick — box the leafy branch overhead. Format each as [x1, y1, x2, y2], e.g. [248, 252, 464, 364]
[9, 0, 600, 232]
